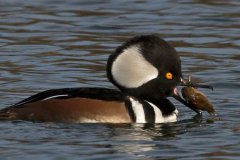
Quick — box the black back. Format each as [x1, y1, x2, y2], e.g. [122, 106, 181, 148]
[12, 88, 124, 108]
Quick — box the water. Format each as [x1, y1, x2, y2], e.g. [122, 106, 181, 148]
[0, 0, 239, 159]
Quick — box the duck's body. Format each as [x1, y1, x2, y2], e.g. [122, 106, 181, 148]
[0, 88, 177, 123]
[0, 88, 127, 123]
[0, 35, 202, 123]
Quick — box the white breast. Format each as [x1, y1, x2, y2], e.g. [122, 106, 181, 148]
[129, 97, 178, 123]
[146, 100, 178, 123]
[129, 97, 146, 123]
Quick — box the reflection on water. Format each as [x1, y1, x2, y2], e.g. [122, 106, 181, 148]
[0, 117, 232, 159]
[0, 0, 240, 159]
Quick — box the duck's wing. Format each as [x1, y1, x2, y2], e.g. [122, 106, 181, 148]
[12, 87, 124, 107]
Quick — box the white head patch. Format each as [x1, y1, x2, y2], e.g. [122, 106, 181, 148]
[111, 45, 158, 88]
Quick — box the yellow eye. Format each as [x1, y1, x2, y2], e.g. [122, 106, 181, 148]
[165, 72, 173, 80]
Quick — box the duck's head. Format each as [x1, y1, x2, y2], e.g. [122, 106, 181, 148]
[107, 35, 210, 114]
[107, 35, 181, 100]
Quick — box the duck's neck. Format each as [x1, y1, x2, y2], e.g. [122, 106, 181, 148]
[124, 96, 178, 123]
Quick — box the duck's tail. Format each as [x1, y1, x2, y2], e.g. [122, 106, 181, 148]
[0, 108, 13, 120]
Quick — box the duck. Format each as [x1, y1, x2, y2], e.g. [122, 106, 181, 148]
[0, 35, 207, 123]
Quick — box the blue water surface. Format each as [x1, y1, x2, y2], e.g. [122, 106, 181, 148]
[0, 0, 239, 159]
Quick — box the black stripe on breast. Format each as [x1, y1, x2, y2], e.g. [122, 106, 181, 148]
[124, 98, 136, 122]
[140, 100, 155, 123]
[153, 98, 176, 117]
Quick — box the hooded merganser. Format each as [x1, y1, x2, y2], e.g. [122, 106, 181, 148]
[0, 35, 209, 123]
